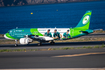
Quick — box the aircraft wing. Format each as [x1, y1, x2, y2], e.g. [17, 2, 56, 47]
[28, 35, 54, 42]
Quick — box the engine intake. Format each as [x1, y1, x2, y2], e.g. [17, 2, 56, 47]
[19, 38, 32, 44]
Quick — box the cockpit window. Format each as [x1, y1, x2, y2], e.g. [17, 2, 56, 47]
[7, 31, 9, 33]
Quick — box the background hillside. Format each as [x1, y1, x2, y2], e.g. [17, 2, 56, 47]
[0, 0, 103, 7]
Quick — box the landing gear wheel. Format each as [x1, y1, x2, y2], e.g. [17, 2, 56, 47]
[15, 40, 18, 46]
[15, 44, 18, 46]
[38, 43, 42, 46]
[50, 42, 55, 45]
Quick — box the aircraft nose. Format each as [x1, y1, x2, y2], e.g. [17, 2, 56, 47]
[4, 33, 15, 40]
[4, 33, 8, 39]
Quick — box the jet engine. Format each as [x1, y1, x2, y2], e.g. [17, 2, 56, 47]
[19, 38, 32, 44]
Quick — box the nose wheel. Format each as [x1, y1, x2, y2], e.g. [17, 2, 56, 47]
[15, 40, 18, 46]
[15, 44, 18, 46]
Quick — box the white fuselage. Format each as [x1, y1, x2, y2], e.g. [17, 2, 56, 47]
[38, 28, 70, 38]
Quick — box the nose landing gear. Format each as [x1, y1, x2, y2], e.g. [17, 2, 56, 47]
[15, 40, 18, 46]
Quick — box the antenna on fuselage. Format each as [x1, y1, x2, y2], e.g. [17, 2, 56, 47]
[55, 27, 56, 29]
[16, 27, 18, 29]
[70, 27, 72, 29]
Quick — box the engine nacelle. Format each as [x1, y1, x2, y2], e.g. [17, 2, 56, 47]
[19, 38, 32, 44]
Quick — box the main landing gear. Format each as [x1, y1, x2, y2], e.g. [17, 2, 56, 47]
[37, 41, 55, 46]
[50, 41, 55, 45]
[38, 42, 42, 46]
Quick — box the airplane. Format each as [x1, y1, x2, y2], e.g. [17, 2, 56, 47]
[4, 10, 93, 46]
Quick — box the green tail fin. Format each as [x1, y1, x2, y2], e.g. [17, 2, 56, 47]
[76, 11, 92, 30]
